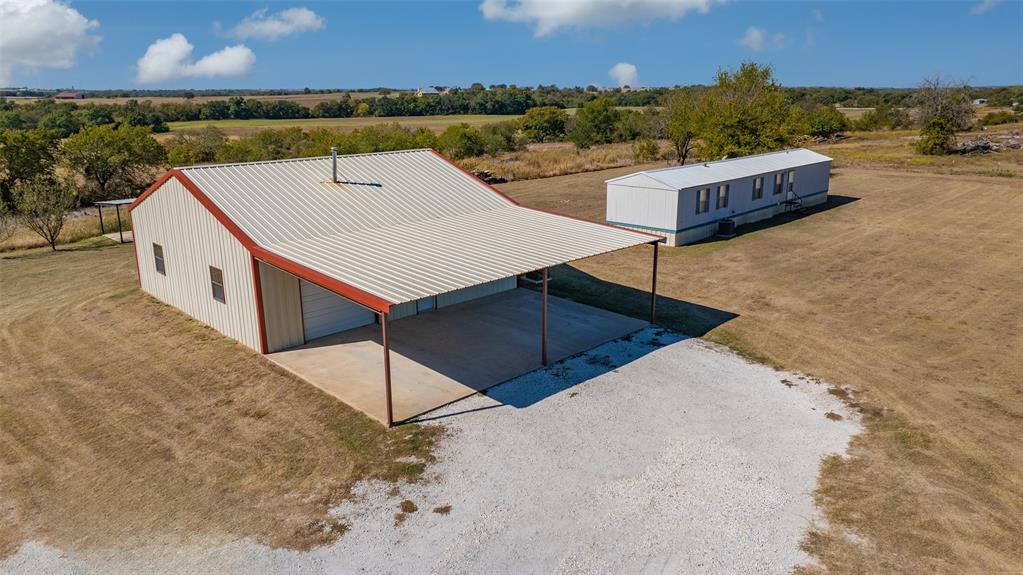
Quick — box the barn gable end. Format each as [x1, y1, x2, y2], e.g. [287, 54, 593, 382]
[131, 175, 262, 351]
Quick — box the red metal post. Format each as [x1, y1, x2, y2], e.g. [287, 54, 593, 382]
[541, 267, 549, 366]
[381, 312, 394, 427]
[650, 241, 659, 324]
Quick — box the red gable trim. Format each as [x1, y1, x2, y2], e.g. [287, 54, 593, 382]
[132, 169, 392, 315]
[428, 149, 664, 241]
[250, 246, 392, 313]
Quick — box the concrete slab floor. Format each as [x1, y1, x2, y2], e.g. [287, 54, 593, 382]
[265, 288, 648, 424]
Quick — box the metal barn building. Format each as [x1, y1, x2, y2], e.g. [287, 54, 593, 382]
[129, 149, 660, 425]
[606, 148, 832, 246]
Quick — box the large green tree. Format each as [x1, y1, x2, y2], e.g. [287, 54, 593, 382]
[13, 176, 77, 251]
[665, 89, 705, 165]
[61, 125, 166, 202]
[570, 98, 620, 149]
[519, 106, 568, 143]
[0, 129, 60, 209]
[698, 62, 799, 159]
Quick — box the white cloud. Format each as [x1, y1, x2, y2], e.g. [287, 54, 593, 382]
[811, 8, 824, 22]
[480, 0, 722, 37]
[0, 0, 100, 86]
[608, 62, 638, 87]
[136, 33, 255, 84]
[971, 0, 1000, 14]
[226, 7, 326, 40]
[738, 26, 785, 52]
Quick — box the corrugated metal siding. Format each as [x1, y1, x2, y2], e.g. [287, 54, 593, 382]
[607, 148, 831, 190]
[606, 184, 678, 231]
[437, 277, 516, 308]
[300, 280, 375, 340]
[132, 177, 261, 351]
[259, 262, 304, 352]
[268, 206, 655, 305]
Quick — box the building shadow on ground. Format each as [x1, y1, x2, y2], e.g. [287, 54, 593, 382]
[689, 194, 860, 246]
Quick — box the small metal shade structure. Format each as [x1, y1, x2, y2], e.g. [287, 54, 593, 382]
[95, 198, 136, 244]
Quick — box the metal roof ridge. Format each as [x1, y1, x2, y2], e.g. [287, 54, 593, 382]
[177, 148, 436, 171]
[605, 147, 830, 184]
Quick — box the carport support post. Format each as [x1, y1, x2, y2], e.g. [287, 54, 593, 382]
[96, 205, 105, 235]
[380, 312, 394, 428]
[541, 267, 549, 366]
[115, 205, 124, 244]
[650, 241, 659, 324]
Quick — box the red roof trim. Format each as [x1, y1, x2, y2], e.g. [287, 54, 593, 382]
[251, 246, 392, 313]
[132, 168, 392, 315]
[428, 149, 665, 241]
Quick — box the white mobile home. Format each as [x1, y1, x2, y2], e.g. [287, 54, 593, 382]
[129, 149, 658, 425]
[606, 148, 832, 246]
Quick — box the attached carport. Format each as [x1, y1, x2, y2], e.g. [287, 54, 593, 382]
[251, 204, 661, 426]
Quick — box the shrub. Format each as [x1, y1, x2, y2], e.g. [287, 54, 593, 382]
[979, 111, 1020, 126]
[805, 105, 851, 137]
[437, 124, 486, 159]
[916, 118, 956, 155]
[854, 104, 913, 131]
[519, 106, 568, 143]
[632, 138, 660, 162]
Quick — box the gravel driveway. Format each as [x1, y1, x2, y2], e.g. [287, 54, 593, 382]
[3, 327, 859, 575]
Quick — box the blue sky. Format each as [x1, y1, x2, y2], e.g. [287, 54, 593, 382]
[3, 0, 1021, 89]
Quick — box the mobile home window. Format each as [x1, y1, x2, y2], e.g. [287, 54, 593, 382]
[696, 188, 710, 214]
[153, 243, 166, 275]
[753, 177, 763, 200]
[209, 266, 226, 303]
[774, 173, 784, 195]
[787, 170, 796, 193]
[717, 184, 729, 209]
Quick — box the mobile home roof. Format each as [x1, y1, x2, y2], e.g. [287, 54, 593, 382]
[606, 148, 832, 191]
[139, 149, 657, 309]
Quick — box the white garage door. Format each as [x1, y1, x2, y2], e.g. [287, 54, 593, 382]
[300, 280, 375, 341]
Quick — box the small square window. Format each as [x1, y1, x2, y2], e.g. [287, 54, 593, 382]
[209, 266, 226, 303]
[717, 184, 729, 209]
[153, 243, 166, 275]
[753, 177, 763, 200]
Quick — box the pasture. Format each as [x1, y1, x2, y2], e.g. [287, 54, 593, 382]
[165, 114, 519, 136]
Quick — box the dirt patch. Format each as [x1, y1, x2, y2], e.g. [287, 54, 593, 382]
[0, 243, 441, 556]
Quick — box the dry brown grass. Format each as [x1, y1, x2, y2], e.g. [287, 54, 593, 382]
[462, 141, 671, 181]
[498, 158, 1023, 573]
[0, 211, 122, 253]
[0, 240, 440, 557]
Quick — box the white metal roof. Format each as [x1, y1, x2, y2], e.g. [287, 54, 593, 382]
[606, 148, 832, 191]
[178, 149, 656, 307]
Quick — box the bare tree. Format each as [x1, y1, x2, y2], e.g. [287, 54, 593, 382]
[914, 75, 974, 131]
[13, 176, 77, 252]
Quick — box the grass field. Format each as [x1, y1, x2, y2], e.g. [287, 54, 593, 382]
[497, 161, 1023, 573]
[0, 241, 440, 556]
[166, 114, 519, 136]
[1, 129, 1021, 571]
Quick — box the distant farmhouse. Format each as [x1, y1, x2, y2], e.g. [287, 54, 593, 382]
[54, 91, 85, 100]
[972, 98, 988, 105]
[416, 86, 441, 97]
[606, 149, 833, 246]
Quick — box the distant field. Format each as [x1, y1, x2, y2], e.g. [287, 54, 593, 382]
[165, 114, 521, 136]
[13, 91, 391, 105]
